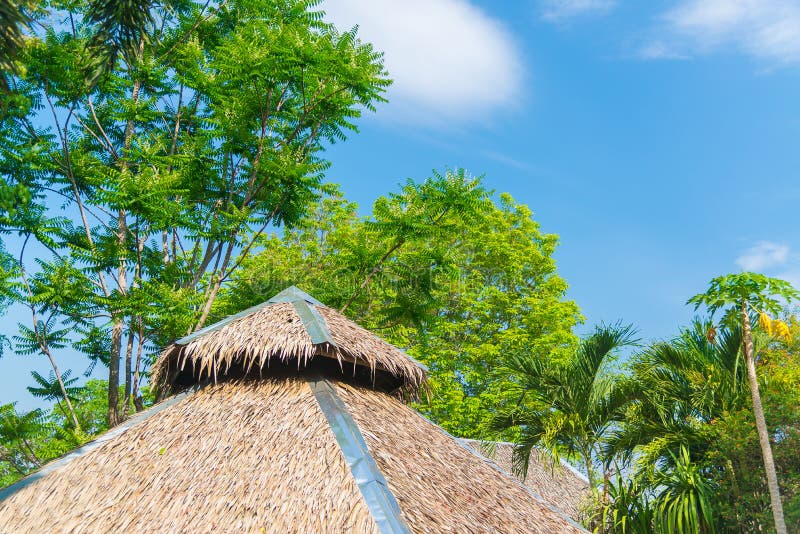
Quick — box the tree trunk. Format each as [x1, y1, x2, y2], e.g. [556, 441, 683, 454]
[108, 67, 140, 426]
[108, 318, 122, 426]
[122, 323, 134, 418]
[584, 454, 596, 491]
[583, 449, 600, 532]
[44, 349, 81, 431]
[741, 300, 786, 534]
[108, 209, 128, 427]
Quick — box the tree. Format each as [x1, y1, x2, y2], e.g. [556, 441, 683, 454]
[604, 319, 747, 472]
[0, 378, 121, 488]
[0, 403, 45, 479]
[1, 0, 389, 426]
[491, 323, 637, 492]
[704, 323, 800, 531]
[220, 170, 582, 437]
[0, 0, 29, 91]
[27, 369, 83, 424]
[688, 273, 799, 534]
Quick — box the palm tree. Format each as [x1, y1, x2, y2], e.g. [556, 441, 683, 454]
[689, 273, 798, 534]
[27, 370, 83, 425]
[652, 446, 715, 534]
[604, 319, 747, 470]
[492, 323, 638, 489]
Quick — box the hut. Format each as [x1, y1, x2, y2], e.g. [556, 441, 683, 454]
[0, 287, 587, 533]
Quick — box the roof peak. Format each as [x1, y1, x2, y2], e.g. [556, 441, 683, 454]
[175, 286, 323, 346]
[267, 285, 323, 306]
[153, 286, 427, 396]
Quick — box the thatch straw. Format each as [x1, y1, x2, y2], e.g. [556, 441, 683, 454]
[461, 440, 590, 523]
[151, 302, 426, 396]
[0, 379, 379, 533]
[333, 381, 586, 533]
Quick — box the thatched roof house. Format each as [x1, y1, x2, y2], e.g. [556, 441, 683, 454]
[0, 287, 587, 533]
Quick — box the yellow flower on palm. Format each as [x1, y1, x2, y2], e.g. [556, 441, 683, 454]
[758, 312, 774, 335]
[774, 320, 791, 342]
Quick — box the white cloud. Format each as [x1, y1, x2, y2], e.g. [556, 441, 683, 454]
[323, 0, 523, 124]
[646, 0, 800, 63]
[540, 0, 617, 21]
[735, 241, 790, 271]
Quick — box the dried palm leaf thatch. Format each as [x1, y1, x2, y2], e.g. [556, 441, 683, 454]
[151, 301, 426, 396]
[0, 379, 379, 533]
[334, 381, 586, 533]
[462, 440, 591, 524]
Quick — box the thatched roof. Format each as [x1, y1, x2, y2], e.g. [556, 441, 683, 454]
[151, 286, 427, 397]
[461, 440, 591, 523]
[0, 287, 587, 533]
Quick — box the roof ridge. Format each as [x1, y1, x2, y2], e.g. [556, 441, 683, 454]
[309, 378, 410, 534]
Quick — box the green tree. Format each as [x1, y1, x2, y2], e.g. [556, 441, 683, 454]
[26, 369, 83, 423]
[688, 273, 799, 534]
[0, 379, 120, 488]
[491, 323, 637, 491]
[604, 320, 747, 472]
[652, 446, 715, 534]
[220, 169, 582, 437]
[705, 326, 800, 531]
[602, 313, 800, 532]
[0, 0, 28, 91]
[1, 0, 389, 426]
[0, 403, 45, 480]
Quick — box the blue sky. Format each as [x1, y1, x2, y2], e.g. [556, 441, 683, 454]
[3, 0, 800, 409]
[321, 0, 800, 334]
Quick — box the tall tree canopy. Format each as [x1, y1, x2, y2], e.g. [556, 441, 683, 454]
[0, 0, 389, 425]
[218, 169, 583, 437]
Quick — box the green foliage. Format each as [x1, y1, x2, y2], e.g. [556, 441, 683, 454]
[27, 369, 82, 405]
[595, 475, 654, 534]
[597, 308, 800, 533]
[0, 0, 390, 425]
[688, 272, 800, 320]
[704, 341, 800, 532]
[689, 272, 796, 534]
[0, 378, 139, 488]
[605, 320, 747, 472]
[221, 169, 582, 437]
[492, 323, 637, 488]
[652, 446, 715, 534]
[0, 0, 29, 91]
[0, 402, 46, 485]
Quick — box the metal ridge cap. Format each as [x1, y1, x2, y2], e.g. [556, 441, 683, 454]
[308, 377, 410, 534]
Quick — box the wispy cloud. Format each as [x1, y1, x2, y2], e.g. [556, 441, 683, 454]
[539, 0, 618, 21]
[735, 241, 790, 271]
[638, 41, 690, 60]
[323, 0, 523, 125]
[644, 0, 800, 63]
[480, 150, 532, 171]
